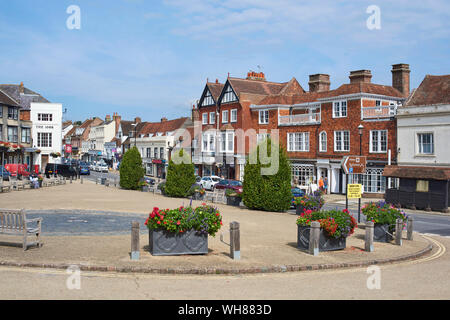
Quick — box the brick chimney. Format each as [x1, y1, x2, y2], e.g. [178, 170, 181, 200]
[391, 63, 410, 97]
[19, 82, 24, 94]
[308, 74, 330, 92]
[246, 71, 266, 81]
[191, 105, 200, 122]
[349, 70, 372, 84]
[134, 117, 141, 124]
[105, 114, 111, 122]
[161, 117, 167, 122]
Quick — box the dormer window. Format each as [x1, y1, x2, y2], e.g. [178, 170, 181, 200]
[201, 90, 215, 107]
[221, 84, 238, 104]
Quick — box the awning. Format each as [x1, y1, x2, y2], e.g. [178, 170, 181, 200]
[383, 165, 450, 181]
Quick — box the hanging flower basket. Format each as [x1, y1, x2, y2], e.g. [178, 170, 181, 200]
[50, 152, 61, 158]
[35, 149, 41, 154]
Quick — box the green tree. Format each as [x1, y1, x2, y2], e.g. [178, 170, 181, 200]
[242, 139, 292, 212]
[165, 149, 196, 198]
[119, 146, 145, 190]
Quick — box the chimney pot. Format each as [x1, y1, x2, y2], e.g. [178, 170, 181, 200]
[134, 117, 141, 124]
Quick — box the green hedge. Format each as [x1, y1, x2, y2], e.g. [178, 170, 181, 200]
[242, 139, 292, 212]
[119, 146, 145, 190]
[165, 149, 196, 198]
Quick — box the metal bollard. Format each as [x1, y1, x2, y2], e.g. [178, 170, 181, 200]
[309, 221, 320, 256]
[131, 221, 140, 260]
[395, 218, 403, 246]
[80, 177, 83, 184]
[230, 221, 240, 260]
[365, 221, 374, 252]
[407, 216, 414, 241]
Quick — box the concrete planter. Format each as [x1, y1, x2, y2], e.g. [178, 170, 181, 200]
[297, 225, 347, 251]
[373, 223, 394, 243]
[148, 228, 208, 256]
[227, 196, 241, 207]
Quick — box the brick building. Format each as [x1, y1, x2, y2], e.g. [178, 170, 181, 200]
[192, 64, 411, 195]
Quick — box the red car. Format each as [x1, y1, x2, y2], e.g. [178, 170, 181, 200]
[4, 164, 30, 179]
[214, 179, 243, 193]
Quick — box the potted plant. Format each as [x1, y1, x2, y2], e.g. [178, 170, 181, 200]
[362, 201, 407, 242]
[50, 152, 61, 158]
[189, 185, 206, 200]
[296, 209, 357, 251]
[226, 188, 242, 206]
[145, 204, 223, 256]
[294, 192, 325, 215]
[139, 180, 149, 192]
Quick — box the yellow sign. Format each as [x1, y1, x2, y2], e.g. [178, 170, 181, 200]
[347, 184, 362, 199]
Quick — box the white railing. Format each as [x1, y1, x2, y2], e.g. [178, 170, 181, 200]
[278, 113, 321, 126]
[362, 106, 396, 119]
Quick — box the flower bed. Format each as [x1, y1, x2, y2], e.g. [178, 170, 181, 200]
[296, 209, 357, 251]
[362, 201, 407, 242]
[294, 192, 325, 215]
[145, 204, 222, 256]
[226, 188, 242, 206]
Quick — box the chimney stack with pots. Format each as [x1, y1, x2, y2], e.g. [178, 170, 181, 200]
[349, 70, 372, 84]
[134, 117, 141, 124]
[308, 74, 331, 92]
[161, 117, 167, 122]
[246, 71, 266, 81]
[391, 63, 410, 97]
[105, 114, 111, 122]
[192, 105, 200, 122]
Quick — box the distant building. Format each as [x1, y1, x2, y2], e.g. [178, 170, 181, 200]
[384, 74, 450, 212]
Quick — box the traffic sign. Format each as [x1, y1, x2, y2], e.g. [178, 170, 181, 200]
[342, 156, 367, 174]
[347, 184, 362, 199]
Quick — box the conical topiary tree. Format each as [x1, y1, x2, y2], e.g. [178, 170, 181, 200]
[119, 146, 145, 190]
[165, 149, 196, 198]
[242, 139, 292, 212]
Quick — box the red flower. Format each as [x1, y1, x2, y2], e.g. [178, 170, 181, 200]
[177, 221, 181, 225]
[157, 221, 161, 225]
[216, 213, 220, 217]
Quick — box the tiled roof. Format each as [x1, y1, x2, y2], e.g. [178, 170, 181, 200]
[138, 117, 190, 136]
[256, 82, 404, 106]
[404, 75, 450, 107]
[0, 84, 50, 110]
[0, 89, 20, 107]
[206, 82, 224, 101]
[228, 77, 290, 96]
[383, 165, 450, 180]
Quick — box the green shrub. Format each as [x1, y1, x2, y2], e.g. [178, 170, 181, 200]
[242, 139, 292, 212]
[119, 146, 145, 190]
[165, 149, 196, 198]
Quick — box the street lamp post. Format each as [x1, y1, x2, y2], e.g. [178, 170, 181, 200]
[358, 124, 364, 223]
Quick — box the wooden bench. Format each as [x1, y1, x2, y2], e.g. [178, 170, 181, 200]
[0, 209, 43, 251]
[10, 177, 24, 191]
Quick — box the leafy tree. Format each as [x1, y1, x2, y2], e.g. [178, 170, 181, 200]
[119, 146, 145, 190]
[242, 139, 292, 212]
[165, 149, 196, 197]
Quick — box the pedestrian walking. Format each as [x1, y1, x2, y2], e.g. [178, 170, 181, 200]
[318, 176, 324, 192]
[324, 177, 328, 194]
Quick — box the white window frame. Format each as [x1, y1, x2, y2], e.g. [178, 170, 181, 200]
[370, 130, 388, 153]
[231, 109, 237, 123]
[209, 112, 215, 124]
[202, 113, 208, 125]
[334, 131, 350, 152]
[257, 133, 271, 144]
[202, 132, 216, 152]
[202, 90, 215, 107]
[333, 101, 347, 118]
[259, 110, 269, 124]
[220, 131, 234, 153]
[417, 132, 434, 155]
[222, 110, 229, 123]
[287, 132, 310, 152]
[319, 131, 327, 152]
[221, 85, 238, 104]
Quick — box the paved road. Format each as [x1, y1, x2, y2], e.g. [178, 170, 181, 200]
[0, 235, 448, 300]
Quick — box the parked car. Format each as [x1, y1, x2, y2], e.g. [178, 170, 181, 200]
[0, 166, 11, 181]
[45, 164, 77, 179]
[89, 162, 96, 171]
[97, 162, 108, 173]
[79, 164, 90, 175]
[4, 164, 30, 180]
[199, 175, 222, 190]
[214, 179, 243, 193]
[291, 187, 306, 208]
[143, 176, 156, 185]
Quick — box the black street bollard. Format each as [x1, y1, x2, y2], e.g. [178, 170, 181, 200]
[230, 221, 240, 260]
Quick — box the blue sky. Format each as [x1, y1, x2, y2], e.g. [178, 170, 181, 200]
[1, 0, 449, 122]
